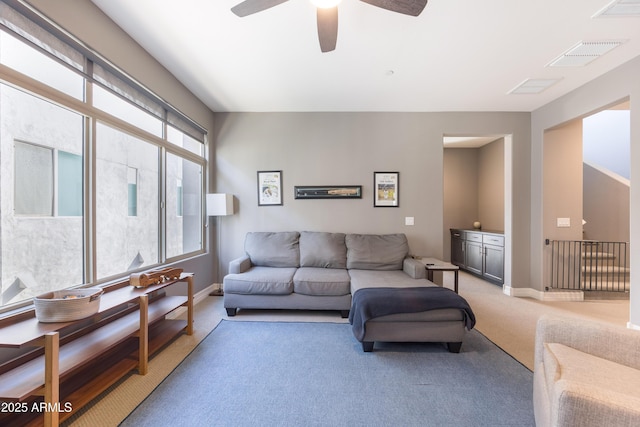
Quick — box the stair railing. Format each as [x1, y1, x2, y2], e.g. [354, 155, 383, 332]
[548, 240, 629, 292]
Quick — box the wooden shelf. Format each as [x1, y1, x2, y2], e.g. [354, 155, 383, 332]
[0, 273, 194, 427]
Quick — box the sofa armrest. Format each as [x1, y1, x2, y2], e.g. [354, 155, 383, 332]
[535, 315, 640, 371]
[228, 255, 252, 274]
[403, 258, 426, 279]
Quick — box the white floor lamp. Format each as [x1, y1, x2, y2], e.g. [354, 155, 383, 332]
[206, 193, 234, 296]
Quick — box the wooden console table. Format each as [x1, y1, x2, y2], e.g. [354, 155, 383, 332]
[0, 273, 193, 427]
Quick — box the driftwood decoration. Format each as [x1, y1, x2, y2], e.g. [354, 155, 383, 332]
[130, 268, 184, 288]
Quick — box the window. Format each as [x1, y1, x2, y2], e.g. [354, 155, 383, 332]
[96, 123, 159, 279]
[167, 125, 203, 156]
[2, 85, 85, 304]
[0, 28, 84, 100]
[93, 85, 163, 138]
[58, 150, 82, 216]
[127, 167, 138, 217]
[166, 153, 203, 259]
[0, 2, 207, 310]
[14, 141, 83, 217]
[176, 179, 184, 217]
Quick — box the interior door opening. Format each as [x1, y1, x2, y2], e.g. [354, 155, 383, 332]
[442, 134, 512, 288]
[542, 99, 630, 294]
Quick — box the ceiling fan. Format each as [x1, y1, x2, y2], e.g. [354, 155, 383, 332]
[231, 0, 428, 53]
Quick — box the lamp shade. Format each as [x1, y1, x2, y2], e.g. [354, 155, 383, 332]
[206, 193, 234, 216]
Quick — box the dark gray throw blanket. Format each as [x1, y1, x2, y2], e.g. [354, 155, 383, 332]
[349, 287, 476, 341]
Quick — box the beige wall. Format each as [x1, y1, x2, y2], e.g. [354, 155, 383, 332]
[443, 148, 479, 261]
[583, 164, 630, 243]
[215, 112, 530, 289]
[543, 120, 584, 242]
[532, 56, 640, 326]
[541, 120, 583, 289]
[478, 138, 505, 232]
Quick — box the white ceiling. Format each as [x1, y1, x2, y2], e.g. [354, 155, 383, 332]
[89, 0, 640, 113]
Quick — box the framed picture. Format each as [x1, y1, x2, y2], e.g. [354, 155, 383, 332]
[374, 172, 399, 207]
[257, 170, 283, 206]
[294, 185, 362, 199]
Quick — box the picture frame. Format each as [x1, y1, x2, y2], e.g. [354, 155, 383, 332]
[294, 185, 362, 199]
[374, 172, 399, 207]
[257, 170, 283, 206]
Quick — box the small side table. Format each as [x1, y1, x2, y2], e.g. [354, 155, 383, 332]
[419, 257, 460, 294]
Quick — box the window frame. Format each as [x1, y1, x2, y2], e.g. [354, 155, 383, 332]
[0, 0, 208, 315]
[13, 140, 84, 218]
[13, 139, 54, 216]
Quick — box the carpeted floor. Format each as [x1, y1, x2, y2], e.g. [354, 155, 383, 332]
[119, 320, 534, 427]
[64, 271, 629, 426]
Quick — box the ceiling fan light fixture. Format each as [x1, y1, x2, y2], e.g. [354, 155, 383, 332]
[310, 0, 342, 8]
[231, 0, 426, 53]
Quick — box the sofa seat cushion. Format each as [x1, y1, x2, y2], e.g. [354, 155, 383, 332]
[245, 231, 300, 268]
[543, 342, 640, 425]
[223, 267, 296, 295]
[349, 269, 436, 294]
[299, 231, 347, 269]
[293, 267, 351, 296]
[345, 234, 409, 270]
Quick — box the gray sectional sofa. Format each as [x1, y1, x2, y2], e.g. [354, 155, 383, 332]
[223, 231, 424, 316]
[224, 231, 351, 317]
[223, 231, 474, 351]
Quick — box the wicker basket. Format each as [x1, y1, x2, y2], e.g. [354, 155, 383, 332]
[34, 288, 103, 323]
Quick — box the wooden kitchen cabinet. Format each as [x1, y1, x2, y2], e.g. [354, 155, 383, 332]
[450, 229, 504, 284]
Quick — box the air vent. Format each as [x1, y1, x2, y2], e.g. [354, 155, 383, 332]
[594, 0, 640, 17]
[508, 78, 562, 95]
[548, 41, 624, 67]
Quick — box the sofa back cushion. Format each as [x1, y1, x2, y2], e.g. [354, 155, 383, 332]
[299, 231, 347, 269]
[346, 233, 409, 270]
[244, 231, 300, 268]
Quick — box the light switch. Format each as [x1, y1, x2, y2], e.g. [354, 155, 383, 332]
[557, 217, 571, 228]
[405, 217, 414, 226]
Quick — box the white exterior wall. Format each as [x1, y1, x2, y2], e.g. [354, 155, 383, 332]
[1, 85, 83, 301]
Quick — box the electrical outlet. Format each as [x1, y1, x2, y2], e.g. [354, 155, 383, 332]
[405, 217, 414, 226]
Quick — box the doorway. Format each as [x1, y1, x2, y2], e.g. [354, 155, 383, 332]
[542, 100, 630, 293]
[442, 134, 513, 287]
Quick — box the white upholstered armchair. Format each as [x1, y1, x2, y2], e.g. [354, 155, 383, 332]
[533, 315, 640, 427]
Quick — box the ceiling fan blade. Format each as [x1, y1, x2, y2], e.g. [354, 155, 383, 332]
[231, 0, 289, 17]
[359, 0, 428, 16]
[317, 7, 338, 53]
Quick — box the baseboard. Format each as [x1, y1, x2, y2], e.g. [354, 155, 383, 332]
[165, 283, 218, 320]
[208, 282, 224, 296]
[502, 285, 584, 301]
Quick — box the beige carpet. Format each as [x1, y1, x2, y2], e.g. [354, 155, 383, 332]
[64, 272, 630, 426]
[452, 272, 629, 370]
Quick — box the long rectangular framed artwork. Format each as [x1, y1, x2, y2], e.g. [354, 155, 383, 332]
[374, 172, 399, 207]
[294, 185, 362, 199]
